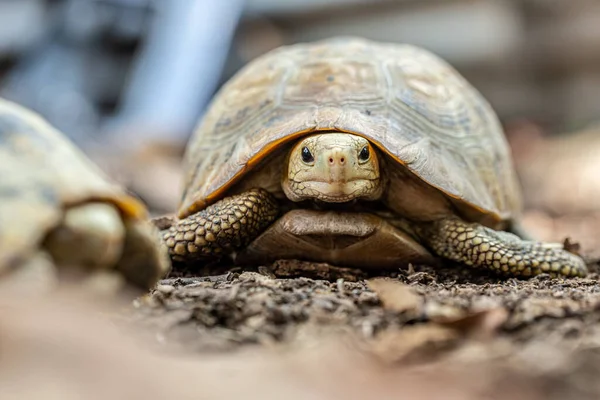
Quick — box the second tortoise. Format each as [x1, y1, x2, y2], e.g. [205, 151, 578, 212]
[0, 98, 169, 290]
[159, 37, 586, 278]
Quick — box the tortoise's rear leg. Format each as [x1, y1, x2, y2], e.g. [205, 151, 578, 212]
[44, 203, 125, 269]
[158, 188, 279, 263]
[418, 217, 587, 278]
[43, 203, 170, 290]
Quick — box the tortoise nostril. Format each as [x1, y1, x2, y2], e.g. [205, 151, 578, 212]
[328, 152, 345, 165]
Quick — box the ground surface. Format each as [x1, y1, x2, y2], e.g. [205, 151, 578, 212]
[132, 260, 600, 352]
[119, 256, 600, 398]
[111, 127, 600, 399]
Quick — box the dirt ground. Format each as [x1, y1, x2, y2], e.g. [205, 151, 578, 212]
[101, 255, 591, 399]
[106, 125, 600, 399]
[5, 260, 600, 400]
[130, 257, 597, 349]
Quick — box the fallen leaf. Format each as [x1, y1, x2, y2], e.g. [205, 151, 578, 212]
[370, 324, 458, 364]
[433, 307, 509, 339]
[368, 278, 422, 313]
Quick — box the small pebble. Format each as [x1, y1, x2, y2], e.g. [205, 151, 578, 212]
[337, 278, 345, 295]
[156, 284, 175, 294]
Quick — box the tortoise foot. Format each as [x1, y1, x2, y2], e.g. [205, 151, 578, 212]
[43, 202, 125, 269]
[115, 218, 171, 289]
[42, 203, 170, 290]
[160, 188, 279, 263]
[419, 217, 587, 278]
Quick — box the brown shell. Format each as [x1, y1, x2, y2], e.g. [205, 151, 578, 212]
[0, 98, 148, 272]
[180, 37, 522, 222]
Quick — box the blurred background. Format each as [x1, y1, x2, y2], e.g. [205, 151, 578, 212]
[1, 0, 599, 253]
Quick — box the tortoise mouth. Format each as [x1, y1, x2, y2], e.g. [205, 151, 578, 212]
[296, 177, 378, 184]
[284, 178, 382, 203]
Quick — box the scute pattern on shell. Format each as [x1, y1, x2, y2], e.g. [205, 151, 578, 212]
[180, 37, 521, 222]
[0, 98, 146, 272]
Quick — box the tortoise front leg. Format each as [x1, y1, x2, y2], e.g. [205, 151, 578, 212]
[417, 217, 587, 278]
[159, 188, 279, 263]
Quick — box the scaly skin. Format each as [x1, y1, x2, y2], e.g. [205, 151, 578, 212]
[418, 217, 587, 278]
[282, 133, 382, 202]
[161, 188, 279, 262]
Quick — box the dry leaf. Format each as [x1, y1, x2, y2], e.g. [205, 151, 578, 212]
[433, 308, 509, 339]
[368, 278, 422, 313]
[370, 324, 458, 364]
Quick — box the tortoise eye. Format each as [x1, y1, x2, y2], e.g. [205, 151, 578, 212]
[301, 146, 314, 163]
[358, 146, 370, 162]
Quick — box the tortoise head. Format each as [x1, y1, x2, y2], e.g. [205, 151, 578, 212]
[282, 132, 383, 202]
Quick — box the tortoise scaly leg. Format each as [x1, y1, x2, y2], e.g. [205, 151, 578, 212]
[159, 188, 279, 263]
[418, 217, 587, 278]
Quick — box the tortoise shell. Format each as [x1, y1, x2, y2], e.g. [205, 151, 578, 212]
[180, 37, 521, 223]
[0, 98, 148, 273]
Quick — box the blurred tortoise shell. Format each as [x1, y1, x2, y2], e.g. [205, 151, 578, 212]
[180, 36, 521, 226]
[0, 98, 169, 288]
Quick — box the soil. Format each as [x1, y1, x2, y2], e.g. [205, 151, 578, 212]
[106, 126, 600, 399]
[132, 257, 600, 348]
[115, 254, 597, 398]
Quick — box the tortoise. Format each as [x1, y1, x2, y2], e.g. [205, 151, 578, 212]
[159, 37, 586, 278]
[0, 98, 170, 290]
